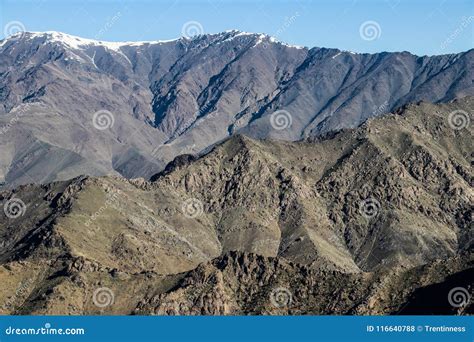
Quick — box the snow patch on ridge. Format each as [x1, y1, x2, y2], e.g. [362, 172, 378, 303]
[221, 30, 306, 49]
[1, 30, 307, 52]
[2, 31, 178, 51]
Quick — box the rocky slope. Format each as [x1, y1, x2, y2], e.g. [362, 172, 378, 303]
[0, 31, 472, 187]
[0, 98, 472, 315]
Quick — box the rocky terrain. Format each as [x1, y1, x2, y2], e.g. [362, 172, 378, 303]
[0, 98, 472, 315]
[0, 31, 472, 187]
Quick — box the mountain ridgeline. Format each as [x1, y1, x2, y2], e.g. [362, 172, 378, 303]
[0, 31, 472, 187]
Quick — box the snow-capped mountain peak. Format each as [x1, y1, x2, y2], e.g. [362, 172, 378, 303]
[1, 31, 179, 51]
[1, 30, 306, 51]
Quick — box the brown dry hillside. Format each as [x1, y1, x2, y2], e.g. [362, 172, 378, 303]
[0, 97, 472, 315]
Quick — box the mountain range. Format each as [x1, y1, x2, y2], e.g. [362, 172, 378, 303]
[0, 30, 473, 187]
[0, 98, 472, 314]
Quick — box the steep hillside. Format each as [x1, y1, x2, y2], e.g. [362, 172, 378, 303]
[0, 98, 472, 314]
[0, 31, 472, 187]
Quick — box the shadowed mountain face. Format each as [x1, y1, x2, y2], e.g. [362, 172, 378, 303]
[0, 98, 472, 315]
[0, 31, 472, 187]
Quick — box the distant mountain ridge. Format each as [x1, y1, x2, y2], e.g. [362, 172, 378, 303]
[0, 30, 472, 187]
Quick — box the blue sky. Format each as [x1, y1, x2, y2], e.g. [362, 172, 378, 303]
[0, 0, 472, 55]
